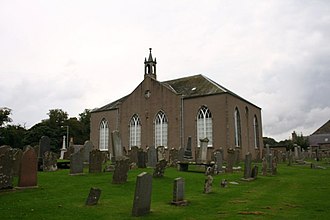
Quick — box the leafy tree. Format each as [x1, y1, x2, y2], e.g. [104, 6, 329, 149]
[0, 125, 27, 148]
[263, 136, 278, 146]
[45, 109, 68, 128]
[0, 107, 12, 127]
[79, 109, 91, 140]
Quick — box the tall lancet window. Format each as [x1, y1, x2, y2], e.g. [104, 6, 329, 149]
[234, 108, 242, 147]
[129, 114, 141, 148]
[197, 106, 213, 147]
[99, 119, 109, 151]
[154, 111, 168, 148]
[253, 115, 260, 149]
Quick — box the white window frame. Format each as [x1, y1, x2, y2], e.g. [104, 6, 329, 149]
[253, 115, 260, 149]
[154, 111, 168, 148]
[197, 106, 213, 147]
[129, 114, 141, 148]
[234, 108, 241, 147]
[99, 119, 109, 151]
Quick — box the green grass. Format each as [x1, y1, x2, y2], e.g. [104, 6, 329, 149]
[1, 160, 330, 220]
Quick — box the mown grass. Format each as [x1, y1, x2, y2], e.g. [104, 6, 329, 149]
[1, 160, 330, 220]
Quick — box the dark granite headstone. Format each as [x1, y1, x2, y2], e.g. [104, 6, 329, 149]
[18, 146, 37, 188]
[171, 177, 187, 206]
[112, 158, 130, 184]
[39, 136, 51, 159]
[153, 159, 167, 178]
[43, 151, 58, 171]
[132, 172, 152, 217]
[146, 146, 157, 167]
[70, 149, 84, 175]
[0, 146, 14, 189]
[137, 149, 147, 168]
[89, 149, 103, 173]
[183, 136, 193, 159]
[129, 146, 139, 164]
[85, 187, 101, 206]
[243, 152, 252, 179]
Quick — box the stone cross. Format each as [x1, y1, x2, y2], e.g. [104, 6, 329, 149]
[132, 172, 152, 217]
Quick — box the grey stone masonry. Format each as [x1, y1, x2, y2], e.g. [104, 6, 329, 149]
[132, 172, 152, 217]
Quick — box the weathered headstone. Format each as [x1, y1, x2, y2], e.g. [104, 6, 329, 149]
[271, 157, 277, 175]
[178, 147, 185, 162]
[213, 149, 223, 174]
[83, 140, 94, 163]
[132, 172, 152, 217]
[112, 158, 130, 184]
[129, 146, 139, 164]
[0, 146, 14, 190]
[85, 187, 101, 206]
[111, 130, 123, 160]
[18, 146, 37, 188]
[157, 146, 166, 162]
[226, 148, 235, 173]
[70, 149, 84, 175]
[89, 149, 103, 173]
[169, 148, 178, 167]
[234, 147, 240, 165]
[203, 175, 213, 194]
[262, 157, 267, 175]
[251, 165, 258, 179]
[43, 151, 58, 171]
[137, 149, 147, 168]
[146, 146, 157, 167]
[288, 150, 293, 166]
[39, 136, 51, 159]
[198, 138, 209, 163]
[153, 159, 167, 178]
[243, 152, 252, 179]
[183, 136, 193, 160]
[171, 177, 187, 206]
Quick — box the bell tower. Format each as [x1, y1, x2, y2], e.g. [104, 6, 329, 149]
[144, 48, 157, 79]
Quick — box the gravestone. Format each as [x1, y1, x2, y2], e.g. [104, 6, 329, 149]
[262, 157, 267, 175]
[85, 187, 101, 206]
[234, 147, 240, 165]
[183, 136, 193, 160]
[111, 130, 123, 160]
[198, 138, 209, 163]
[251, 165, 258, 179]
[39, 136, 51, 159]
[226, 148, 235, 173]
[43, 151, 58, 171]
[132, 172, 152, 217]
[129, 146, 139, 164]
[18, 146, 37, 188]
[178, 147, 185, 162]
[137, 149, 147, 168]
[203, 175, 213, 194]
[70, 149, 84, 175]
[83, 140, 94, 163]
[243, 152, 252, 179]
[169, 148, 178, 167]
[157, 146, 166, 161]
[0, 146, 14, 190]
[153, 159, 167, 178]
[213, 149, 223, 174]
[12, 148, 23, 176]
[112, 158, 130, 184]
[171, 177, 187, 206]
[89, 149, 103, 173]
[272, 157, 277, 175]
[146, 146, 157, 167]
[294, 144, 298, 159]
[288, 150, 293, 166]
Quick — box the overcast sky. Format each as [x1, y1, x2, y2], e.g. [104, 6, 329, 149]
[1, 0, 329, 141]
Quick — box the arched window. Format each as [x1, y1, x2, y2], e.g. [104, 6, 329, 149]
[154, 111, 168, 148]
[234, 108, 241, 147]
[99, 119, 109, 151]
[197, 106, 213, 147]
[253, 115, 260, 149]
[129, 114, 141, 148]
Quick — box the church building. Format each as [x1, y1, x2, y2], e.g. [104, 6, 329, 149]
[90, 49, 263, 160]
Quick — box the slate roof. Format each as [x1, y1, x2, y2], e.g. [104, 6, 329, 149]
[92, 74, 259, 113]
[312, 120, 330, 135]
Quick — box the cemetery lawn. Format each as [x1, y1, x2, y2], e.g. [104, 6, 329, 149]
[1, 162, 330, 220]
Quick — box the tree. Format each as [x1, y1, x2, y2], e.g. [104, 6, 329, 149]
[0, 107, 12, 127]
[45, 109, 68, 128]
[79, 109, 91, 140]
[263, 136, 278, 146]
[0, 125, 27, 148]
